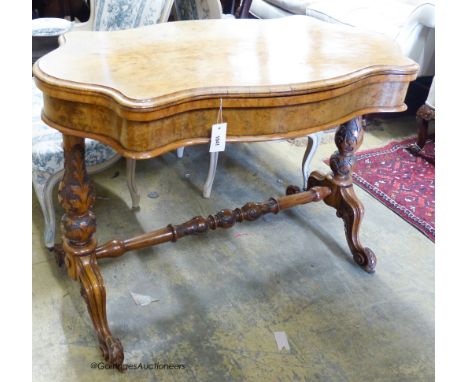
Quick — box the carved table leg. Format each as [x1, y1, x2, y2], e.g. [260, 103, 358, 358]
[307, 118, 376, 273]
[58, 135, 124, 369]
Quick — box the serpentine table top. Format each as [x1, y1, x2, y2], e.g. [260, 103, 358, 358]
[32, 16, 418, 369]
[33, 16, 417, 158]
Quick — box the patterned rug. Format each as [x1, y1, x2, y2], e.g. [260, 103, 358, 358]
[346, 137, 435, 241]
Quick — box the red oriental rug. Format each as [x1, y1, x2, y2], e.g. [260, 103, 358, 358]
[348, 137, 435, 241]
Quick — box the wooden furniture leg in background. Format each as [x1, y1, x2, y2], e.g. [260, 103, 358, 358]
[238, 0, 253, 18]
[58, 135, 124, 368]
[307, 118, 376, 273]
[409, 104, 435, 154]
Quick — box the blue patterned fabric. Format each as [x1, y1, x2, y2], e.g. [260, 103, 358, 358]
[32, 79, 117, 186]
[32, 17, 73, 36]
[93, 0, 168, 31]
[174, 0, 199, 20]
[174, 0, 217, 20]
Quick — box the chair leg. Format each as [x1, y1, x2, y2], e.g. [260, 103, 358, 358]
[33, 171, 64, 249]
[125, 158, 140, 209]
[176, 147, 185, 158]
[203, 151, 219, 199]
[302, 132, 323, 190]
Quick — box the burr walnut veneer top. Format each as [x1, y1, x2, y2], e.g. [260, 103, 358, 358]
[33, 16, 418, 158]
[34, 16, 417, 107]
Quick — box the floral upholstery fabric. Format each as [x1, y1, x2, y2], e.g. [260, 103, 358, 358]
[93, 0, 167, 31]
[32, 79, 117, 186]
[174, 0, 218, 20]
[32, 17, 73, 36]
[174, 0, 199, 19]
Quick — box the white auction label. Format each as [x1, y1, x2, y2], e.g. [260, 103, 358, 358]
[209, 122, 227, 152]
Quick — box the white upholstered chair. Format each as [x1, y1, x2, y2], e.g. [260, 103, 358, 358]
[303, 0, 435, 77]
[249, 0, 435, 77]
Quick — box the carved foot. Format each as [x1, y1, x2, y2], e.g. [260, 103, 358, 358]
[99, 337, 124, 370]
[335, 186, 376, 273]
[78, 255, 124, 369]
[308, 172, 376, 273]
[354, 248, 376, 273]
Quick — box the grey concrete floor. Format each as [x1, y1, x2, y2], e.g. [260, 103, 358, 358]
[32, 115, 434, 381]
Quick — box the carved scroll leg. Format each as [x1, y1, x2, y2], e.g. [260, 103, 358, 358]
[335, 185, 376, 273]
[308, 118, 376, 273]
[77, 253, 124, 369]
[59, 134, 124, 369]
[302, 132, 323, 190]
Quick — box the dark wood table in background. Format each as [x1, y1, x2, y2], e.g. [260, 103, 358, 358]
[32, 0, 89, 20]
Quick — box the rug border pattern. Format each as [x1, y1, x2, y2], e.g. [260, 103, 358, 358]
[351, 139, 435, 241]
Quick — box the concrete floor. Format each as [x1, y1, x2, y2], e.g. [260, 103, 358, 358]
[32, 115, 434, 381]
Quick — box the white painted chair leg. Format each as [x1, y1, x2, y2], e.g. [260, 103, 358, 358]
[302, 132, 323, 190]
[33, 171, 64, 249]
[176, 147, 185, 158]
[126, 158, 140, 209]
[203, 151, 219, 198]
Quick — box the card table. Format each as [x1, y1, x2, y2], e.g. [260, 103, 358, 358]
[33, 16, 418, 368]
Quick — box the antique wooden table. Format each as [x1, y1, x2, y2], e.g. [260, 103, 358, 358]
[33, 16, 418, 368]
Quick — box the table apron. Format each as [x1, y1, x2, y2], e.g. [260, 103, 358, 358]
[41, 78, 410, 159]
